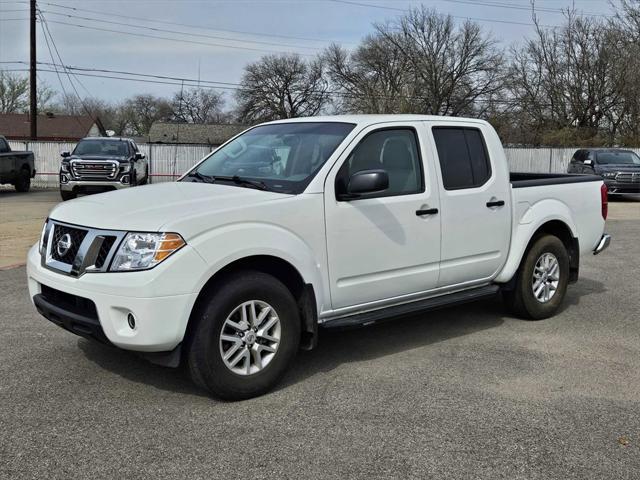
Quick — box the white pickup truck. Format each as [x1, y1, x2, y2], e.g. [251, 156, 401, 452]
[27, 115, 611, 399]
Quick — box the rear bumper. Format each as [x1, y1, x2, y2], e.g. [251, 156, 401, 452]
[593, 233, 611, 255]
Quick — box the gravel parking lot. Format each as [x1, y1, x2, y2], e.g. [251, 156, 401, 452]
[1, 190, 639, 479]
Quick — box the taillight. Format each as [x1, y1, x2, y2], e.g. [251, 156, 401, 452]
[600, 183, 608, 220]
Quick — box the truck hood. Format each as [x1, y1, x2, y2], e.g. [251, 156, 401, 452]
[68, 155, 128, 163]
[49, 182, 292, 233]
[597, 164, 640, 172]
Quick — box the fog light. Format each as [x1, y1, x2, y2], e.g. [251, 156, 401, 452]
[127, 313, 136, 329]
[121, 175, 130, 185]
[60, 174, 69, 184]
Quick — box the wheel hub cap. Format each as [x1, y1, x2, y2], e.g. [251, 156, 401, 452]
[219, 300, 281, 376]
[532, 252, 560, 303]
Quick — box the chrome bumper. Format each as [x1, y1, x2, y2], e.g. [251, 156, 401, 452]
[60, 179, 130, 191]
[593, 234, 611, 255]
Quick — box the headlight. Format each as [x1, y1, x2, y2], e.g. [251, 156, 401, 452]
[39, 219, 49, 254]
[602, 172, 617, 178]
[110, 232, 185, 271]
[60, 162, 69, 173]
[120, 163, 131, 173]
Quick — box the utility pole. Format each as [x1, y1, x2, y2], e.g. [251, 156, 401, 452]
[29, 0, 37, 139]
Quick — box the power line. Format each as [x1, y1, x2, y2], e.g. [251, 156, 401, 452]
[327, 0, 557, 28]
[39, 10, 323, 51]
[38, 1, 342, 45]
[38, 13, 87, 130]
[29, 63, 542, 107]
[440, 0, 614, 18]
[44, 19, 316, 57]
[38, 10, 100, 126]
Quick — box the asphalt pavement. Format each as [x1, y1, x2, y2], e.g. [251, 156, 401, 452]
[0, 199, 639, 479]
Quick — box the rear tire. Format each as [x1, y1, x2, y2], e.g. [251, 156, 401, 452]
[186, 270, 301, 400]
[14, 168, 31, 192]
[503, 234, 570, 320]
[60, 190, 76, 201]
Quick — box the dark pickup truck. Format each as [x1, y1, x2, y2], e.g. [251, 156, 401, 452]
[0, 135, 36, 192]
[568, 148, 640, 194]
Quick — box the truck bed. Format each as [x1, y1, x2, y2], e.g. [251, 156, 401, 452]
[510, 172, 602, 188]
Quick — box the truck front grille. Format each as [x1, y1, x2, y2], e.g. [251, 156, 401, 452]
[615, 172, 640, 183]
[42, 221, 126, 277]
[94, 236, 117, 269]
[71, 161, 119, 180]
[50, 224, 88, 264]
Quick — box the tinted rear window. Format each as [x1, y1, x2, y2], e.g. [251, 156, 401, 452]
[433, 127, 491, 190]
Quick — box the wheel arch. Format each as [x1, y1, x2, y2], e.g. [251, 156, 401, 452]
[185, 255, 319, 353]
[497, 218, 579, 285]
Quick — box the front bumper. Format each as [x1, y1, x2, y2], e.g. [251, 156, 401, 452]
[603, 179, 640, 194]
[60, 178, 131, 192]
[27, 244, 205, 352]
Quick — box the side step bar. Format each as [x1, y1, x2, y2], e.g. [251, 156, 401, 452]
[322, 285, 500, 329]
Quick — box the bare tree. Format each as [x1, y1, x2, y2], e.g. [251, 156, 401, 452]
[124, 94, 172, 136]
[235, 54, 329, 122]
[324, 36, 414, 114]
[507, 11, 626, 145]
[172, 87, 225, 124]
[375, 7, 506, 116]
[0, 71, 29, 113]
[0, 70, 55, 113]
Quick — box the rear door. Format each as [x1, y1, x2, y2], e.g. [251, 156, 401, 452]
[324, 122, 441, 310]
[429, 122, 511, 287]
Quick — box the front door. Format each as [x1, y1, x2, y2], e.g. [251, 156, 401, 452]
[324, 123, 441, 310]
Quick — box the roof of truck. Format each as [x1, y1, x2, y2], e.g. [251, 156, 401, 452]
[264, 114, 489, 126]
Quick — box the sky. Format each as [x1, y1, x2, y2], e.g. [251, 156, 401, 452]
[0, 0, 618, 108]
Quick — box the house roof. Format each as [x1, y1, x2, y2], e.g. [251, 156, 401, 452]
[148, 122, 249, 145]
[0, 113, 105, 141]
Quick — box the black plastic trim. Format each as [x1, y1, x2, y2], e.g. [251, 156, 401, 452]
[322, 285, 500, 329]
[34, 293, 111, 345]
[510, 172, 602, 188]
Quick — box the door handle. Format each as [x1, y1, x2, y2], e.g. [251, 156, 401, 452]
[416, 208, 438, 216]
[486, 200, 505, 208]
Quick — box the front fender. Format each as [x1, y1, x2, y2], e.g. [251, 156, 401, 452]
[188, 222, 327, 312]
[495, 199, 577, 283]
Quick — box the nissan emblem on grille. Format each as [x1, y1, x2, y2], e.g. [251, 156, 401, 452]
[56, 233, 72, 257]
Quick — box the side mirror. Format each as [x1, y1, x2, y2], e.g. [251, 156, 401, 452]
[61, 151, 70, 158]
[134, 152, 145, 160]
[339, 169, 389, 200]
[584, 159, 594, 167]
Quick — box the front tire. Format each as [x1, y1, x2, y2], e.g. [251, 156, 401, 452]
[186, 271, 301, 400]
[503, 234, 570, 320]
[60, 190, 77, 201]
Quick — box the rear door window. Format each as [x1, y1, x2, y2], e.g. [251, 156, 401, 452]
[432, 127, 492, 190]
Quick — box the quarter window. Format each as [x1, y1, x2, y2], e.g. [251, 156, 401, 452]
[432, 127, 492, 190]
[336, 128, 423, 198]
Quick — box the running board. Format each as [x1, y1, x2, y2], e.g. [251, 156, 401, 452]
[322, 285, 500, 329]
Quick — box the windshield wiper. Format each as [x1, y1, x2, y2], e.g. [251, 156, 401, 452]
[211, 175, 269, 191]
[186, 170, 215, 183]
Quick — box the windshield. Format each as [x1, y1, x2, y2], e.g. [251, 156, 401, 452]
[596, 151, 640, 165]
[73, 139, 129, 157]
[183, 122, 355, 193]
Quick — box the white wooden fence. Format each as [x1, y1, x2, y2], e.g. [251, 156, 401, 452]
[7, 140, 639, 189]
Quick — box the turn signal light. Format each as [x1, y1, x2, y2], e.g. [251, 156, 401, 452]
[153, 233, 186, 263]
